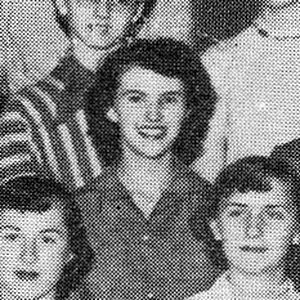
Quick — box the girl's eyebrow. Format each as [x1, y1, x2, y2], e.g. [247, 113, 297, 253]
[162, 91, 185, 97]
[39, 228, 66, 236]
[0, 225, 20, 231]
[118, 90, 146, 97]
[265, 204, 288, 209]
[227, 203, 248, 208]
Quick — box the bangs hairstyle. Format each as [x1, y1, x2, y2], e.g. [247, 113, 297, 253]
[52, 0, 157, 37]
[0, 175, 94, 300]
[190, 155, 300, 270]
[87, 38, 216, 165]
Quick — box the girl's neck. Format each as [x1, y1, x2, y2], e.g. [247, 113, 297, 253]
[256, 2, 300, 39]
[118, 147, 174, 199]
[72, 37, 119, 72]
[227, 265, 288, 299]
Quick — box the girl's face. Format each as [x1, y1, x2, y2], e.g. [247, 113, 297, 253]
[264, 0, 298, 8]
[107, 66, 189, 159]
[211, 180, 299, 276]
[0, 206, 72, 299]
[61, 0, 141, 50]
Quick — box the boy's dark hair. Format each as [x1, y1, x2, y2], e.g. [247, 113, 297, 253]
[190, 155, 300, 271]
[87, 38, 216, 165]
[0, 175, 94, 299]
[52, 0, 157, 38]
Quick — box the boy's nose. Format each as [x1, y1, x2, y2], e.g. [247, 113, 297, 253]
[20, 239, 38, 265]
[245, 214, 263, 239]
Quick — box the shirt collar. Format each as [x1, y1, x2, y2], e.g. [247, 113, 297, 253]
[51, 51, 95, 92]
[100, 157, 198, 198]
[214, 271, 299, 299]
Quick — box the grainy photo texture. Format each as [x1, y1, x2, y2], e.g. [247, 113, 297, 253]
[0, 0, 300, 299]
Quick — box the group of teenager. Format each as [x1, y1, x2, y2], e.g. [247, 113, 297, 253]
[1, 0, 300, 299]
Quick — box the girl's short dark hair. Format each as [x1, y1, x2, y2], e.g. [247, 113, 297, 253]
[0, 175, 94, 299]
[87, 38, 216, 165]
[190, 155, 300, 270]
[52, 0, 157, 38]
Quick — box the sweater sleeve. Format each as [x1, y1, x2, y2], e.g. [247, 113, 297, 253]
[0, 93, 47, 183]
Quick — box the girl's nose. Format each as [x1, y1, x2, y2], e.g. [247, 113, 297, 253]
[20, 239, 38, 265]
[245, 214, 263, 239]
[146, 102, 162, 122]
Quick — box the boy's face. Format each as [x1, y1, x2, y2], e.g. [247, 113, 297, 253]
[211, 180, 299, 276]
[107, 66, 188, 159]
[0, 205, 72, 299]
[60, 0, 142, 49]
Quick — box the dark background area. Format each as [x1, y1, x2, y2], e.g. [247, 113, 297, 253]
[192, 0, 262, 49]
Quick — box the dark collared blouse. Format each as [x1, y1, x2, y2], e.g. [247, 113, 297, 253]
[75, 161, 219, 300]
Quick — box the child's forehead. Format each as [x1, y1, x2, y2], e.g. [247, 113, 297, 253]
[222, 180, 293, 209]
[67, 0, 139, 7]
[0, 206, 66, 230]
[119, 65, 185, 90]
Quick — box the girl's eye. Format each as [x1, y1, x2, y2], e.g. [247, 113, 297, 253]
[228, 209, 243, 218]
[127, 94, 143, 103]
[163, 95, 178, 104]
[3, 233, 20, 241]
[266, 210, 285, 220]
[41, 236, 56, 244]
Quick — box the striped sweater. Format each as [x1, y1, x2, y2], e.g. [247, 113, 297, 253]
[0, 54, 102, 191]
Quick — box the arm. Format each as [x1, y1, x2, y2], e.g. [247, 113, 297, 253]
[0, 94, 46, 182]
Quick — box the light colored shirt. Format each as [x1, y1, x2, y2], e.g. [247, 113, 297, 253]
[186, 272, 300, 300]
[194, 15, 300, 182]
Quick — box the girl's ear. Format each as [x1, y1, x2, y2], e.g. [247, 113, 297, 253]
[131, 1, 146, 25]
[209, 219, 222, 241]
[184, 108, 191, 121]
[293, 233, 300, 245]
[55, 0, 68, 16]
[67, 252, 75, 264]
[106, 107, 119, 123]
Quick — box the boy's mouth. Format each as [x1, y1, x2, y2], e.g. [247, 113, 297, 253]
[240, 245, 268, 253]
[15, 270, 39, 281]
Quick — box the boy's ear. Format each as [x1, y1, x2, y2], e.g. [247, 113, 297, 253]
[55, 0, 68, 16]
[209, 219, 222, 241]
[106, 107, 119, 123]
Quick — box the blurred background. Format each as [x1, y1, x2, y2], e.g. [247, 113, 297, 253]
[1, 0, 261, 97]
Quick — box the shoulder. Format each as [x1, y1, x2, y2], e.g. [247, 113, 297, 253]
[186, 274, 230, 300]
[75, 166, 118, 210]
[185, 290, 211, 300]
[173, 162, 211, 211]
[174, 161, 210, 192]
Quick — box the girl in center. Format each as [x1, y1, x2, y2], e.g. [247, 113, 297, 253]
[76, 38, 219, 300]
